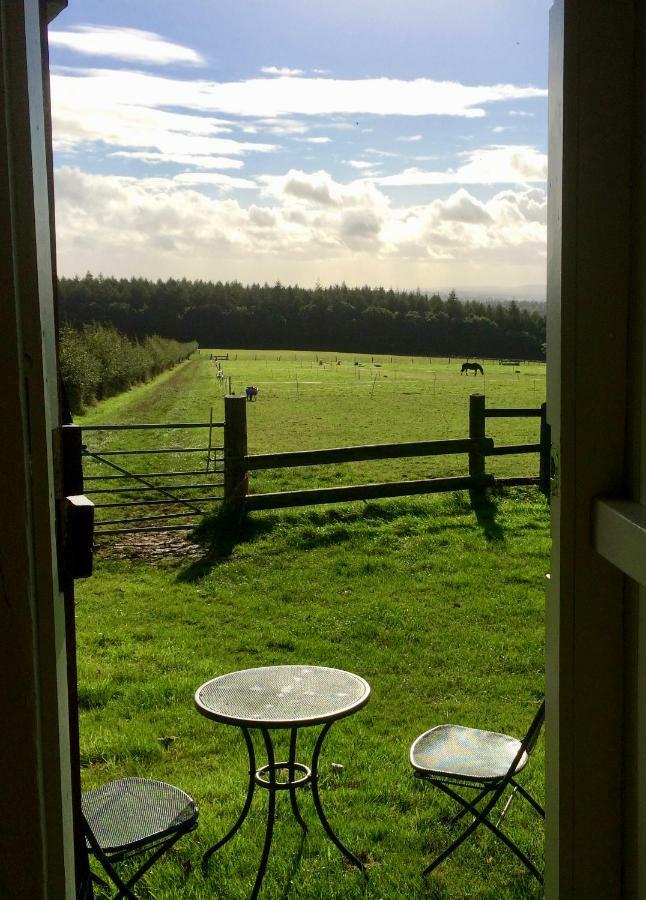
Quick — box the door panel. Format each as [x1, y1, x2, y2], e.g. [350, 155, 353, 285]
[546, 1, 633, 896]
[0, 1, 80, 896]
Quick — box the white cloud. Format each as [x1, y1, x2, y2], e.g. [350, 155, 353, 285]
[248, 205, 277, 227]
[50, 71, 278, 165]
[365, 148, 399, 157]
[173, 172, 257, 189]
[492, 126, 511, 133]
[488, 187, 547, 225]
[228, 117, 318, 137]
[49, 26, 205, 67]
[509, 110, 534, 118]
[397, 134, 423, 142]
[51, 68, 546, 123]
[435, 189, 492, 224]
[111, 151, 244, 170]
[340, 209, 382, 248]
[377, 145, 547, 186]
[325, 122, 357, 131]
[261, 66, 305, 76]
[54, 165, 546, 286]
[345, 160, 378, 171]
[252, 118, 310, 136]
[303, 136, 332, 144]
[259, 169, 389, 211]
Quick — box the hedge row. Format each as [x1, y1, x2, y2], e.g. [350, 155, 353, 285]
[60, 323, 197, 413]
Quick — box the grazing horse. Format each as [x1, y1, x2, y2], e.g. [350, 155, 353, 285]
[245, 385, 259, 401]
[461, 361, 484, 375]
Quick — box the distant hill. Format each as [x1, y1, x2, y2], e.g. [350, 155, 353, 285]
[427, 285, 546, 306]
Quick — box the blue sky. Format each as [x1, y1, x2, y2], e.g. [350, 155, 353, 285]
[49, 0, 551, 291]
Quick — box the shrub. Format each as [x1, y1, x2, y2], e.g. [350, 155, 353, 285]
[60, 323, 197, 414]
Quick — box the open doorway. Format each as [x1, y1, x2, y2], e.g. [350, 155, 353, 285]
[48, 3, 550, 897]
[22, 1, 646, 900]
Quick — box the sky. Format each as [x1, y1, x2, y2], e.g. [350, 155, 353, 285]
[49, 1, 551, 292]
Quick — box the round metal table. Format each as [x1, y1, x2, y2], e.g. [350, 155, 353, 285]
[195, 664, 370, 897]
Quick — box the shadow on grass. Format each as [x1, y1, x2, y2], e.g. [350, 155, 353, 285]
[177, 507, 276, 582]
[178, 494, 487, 580]
[469, 489, 505, 543]
[278, 830, 307, 900]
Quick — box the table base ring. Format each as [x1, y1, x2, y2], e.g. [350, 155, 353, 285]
[255, 761, 312, 790]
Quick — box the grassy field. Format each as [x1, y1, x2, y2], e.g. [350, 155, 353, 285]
[76, 350, 548, 899]
[79, 350, 546, 504]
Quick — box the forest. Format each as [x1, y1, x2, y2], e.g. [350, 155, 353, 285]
[58, 274, 546, 360]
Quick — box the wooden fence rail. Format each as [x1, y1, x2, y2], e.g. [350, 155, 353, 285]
[244, 437, 492, 471]
[223, 393, 549, 515]
[245, 475, 494, 511]
[484, 407, 543, 418]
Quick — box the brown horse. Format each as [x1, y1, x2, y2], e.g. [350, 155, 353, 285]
[460, 362, 484, 375]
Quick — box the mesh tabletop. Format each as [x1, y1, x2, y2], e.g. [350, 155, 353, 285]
[82, 778, 198, 853]
[410, 724, 528, 782]
[195, 665, 370, 728]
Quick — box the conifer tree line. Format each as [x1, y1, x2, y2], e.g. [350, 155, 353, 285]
[58, 274, 546, 361]
[59, 322, 197, 413]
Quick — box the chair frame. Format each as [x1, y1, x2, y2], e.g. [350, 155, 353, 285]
[82, 785, 198, 899]
[412, 700, 545, 884]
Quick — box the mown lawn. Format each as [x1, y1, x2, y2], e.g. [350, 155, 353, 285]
[76, 350, 548, 899]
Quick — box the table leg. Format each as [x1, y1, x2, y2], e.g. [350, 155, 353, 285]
[310, 722, 366, 872]
[202, 726, 256, 871]
[252, 729, 277, 900]
[289, 727, 308, 832]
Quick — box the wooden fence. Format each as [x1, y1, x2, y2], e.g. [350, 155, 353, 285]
[223, 393, 549, 516]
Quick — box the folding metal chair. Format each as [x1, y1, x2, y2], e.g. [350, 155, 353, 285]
[410, 699, 545, 883]
[82, 777, 199, 898]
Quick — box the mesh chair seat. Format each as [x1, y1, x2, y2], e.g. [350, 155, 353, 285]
[82, 777, 198, 855]
[409, 701, 545, 884]
[410, 724, 528, 783]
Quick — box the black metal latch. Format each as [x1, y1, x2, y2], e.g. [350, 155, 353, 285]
[60, 494, 94, 580]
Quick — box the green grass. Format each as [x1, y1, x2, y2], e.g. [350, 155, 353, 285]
[76, 349, 548, 899]
[79, 350, 546, 504]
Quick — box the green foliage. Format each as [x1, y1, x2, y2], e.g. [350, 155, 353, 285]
[59, 322, 197, 413]
[58, 273, 546, 360]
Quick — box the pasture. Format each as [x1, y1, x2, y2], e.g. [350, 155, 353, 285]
[79, 350, 546, 503]
[76, 349, 548, 899]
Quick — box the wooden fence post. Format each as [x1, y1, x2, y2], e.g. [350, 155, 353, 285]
[539, 401, 551, 498]
[469, 393, 487, 489]
[224, 395, 248, 517]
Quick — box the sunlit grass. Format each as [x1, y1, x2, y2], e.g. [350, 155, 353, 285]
[76, 350, 548, 898]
